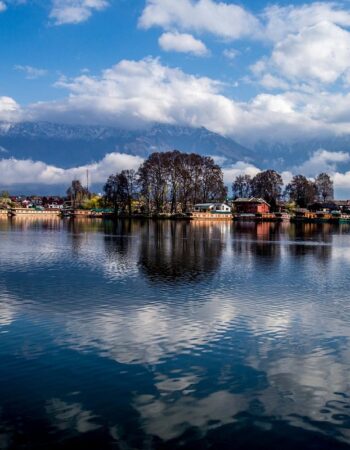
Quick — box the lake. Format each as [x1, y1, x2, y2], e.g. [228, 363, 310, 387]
[1, 217, 350, 449]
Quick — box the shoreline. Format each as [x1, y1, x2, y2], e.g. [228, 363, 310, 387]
[2, 209, 350, 224]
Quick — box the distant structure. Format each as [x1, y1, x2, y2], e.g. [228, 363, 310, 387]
[233, 198, 270, 214]
[190, 203, 232, 220]
[193, 203, 231, 213]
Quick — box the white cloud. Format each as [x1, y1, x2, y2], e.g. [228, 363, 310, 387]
[222, 48, 239, 60]
[4, 148, 350, 195]
[296, 149, 350, 177]
[0, 96, 21, 122]
[14, 65, 48, 79]
[0, 1, 7, 12]
[271, 21, 350, 84]
[223, 151, 350, 195]
[50, 0, 109, 25]
[20, 57, 350, 144]
[253, 3, 350, 87]
[333, 170, 350, 190]
[3, 56, 350, 147]
[139, 0, 261, 40]
[0, 152, 143, 186]
[284, 149, 350, 193]
[263, 3, 350, 43]
[159, 32, 208, 56]
[28, 57, 242, 135]
[251, 93, 295, 114]
[223, 161, 260, 184]
[259, 74, 289, 90]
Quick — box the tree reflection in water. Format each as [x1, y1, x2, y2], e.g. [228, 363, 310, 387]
[138, 220, 229, 283]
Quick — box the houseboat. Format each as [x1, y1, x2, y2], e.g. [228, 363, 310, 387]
[291, 209, 350, 223]
[330, 211, 350, 223]
[232, 198, 284, 221]
[89, 208, 114, 219]
[60, 208, 115, 219]
[8, 207, 61, 217]
[61, 209, 92, 218]
[189, 203, 232, 220]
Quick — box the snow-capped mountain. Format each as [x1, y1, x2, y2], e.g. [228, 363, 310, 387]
[0, 122, 253, 168]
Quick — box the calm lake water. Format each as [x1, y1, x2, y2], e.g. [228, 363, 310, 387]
[1, 217, 350, 449]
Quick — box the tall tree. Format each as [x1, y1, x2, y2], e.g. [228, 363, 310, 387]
[251, 170, 283, 209]
[137, 151, 227, 213]
[67, 180, 89, 208]
[121, 169, 138, 215]
[103, 172, 129, 214]
[232, 174, 252, 199]
[285, 175, 317, 208]
[138, 152, 168, 213]
[315, 173, 334, 202]
[201, 156, 227, 202]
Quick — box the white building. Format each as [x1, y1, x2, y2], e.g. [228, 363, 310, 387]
[193, 203, 231, 213]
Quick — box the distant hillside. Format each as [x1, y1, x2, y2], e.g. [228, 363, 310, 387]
[3, 121, 350, 174]
[0, 122, 252, 168]
[253, 137, 350, 170]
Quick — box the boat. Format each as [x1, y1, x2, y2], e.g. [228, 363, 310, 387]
[291, 209, 350, 224]
[189, 203, 232, 220]
[8, 207, 61, 217]
[233, 212, 290, 222]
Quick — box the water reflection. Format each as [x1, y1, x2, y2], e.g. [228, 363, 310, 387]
[138, 220, 228, 283]
[1, 218, 350, 448]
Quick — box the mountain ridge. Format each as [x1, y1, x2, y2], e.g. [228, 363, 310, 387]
[0, 122, 253, 168]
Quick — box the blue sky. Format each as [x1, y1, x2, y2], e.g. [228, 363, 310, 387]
[3, 0, 350, 193]
[2, 0, 350, 142]
[1, 0, 265, 104]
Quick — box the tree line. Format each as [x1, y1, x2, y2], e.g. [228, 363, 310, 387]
[103, 151, 227, 214]
[66, 150, 335, 213]
[232, 171, 334, 208]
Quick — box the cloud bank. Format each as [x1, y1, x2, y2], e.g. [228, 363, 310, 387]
[0, 152, 143, 186]
[2, 149, 350, 197]
[15, 56, 350, 145]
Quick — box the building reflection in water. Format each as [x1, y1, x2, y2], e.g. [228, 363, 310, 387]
[0, 215, 63, 232]
[231, 221, 282, 262]
[231, 221, 333, 263]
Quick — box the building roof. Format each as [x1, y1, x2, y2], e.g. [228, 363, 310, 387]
[333, 200, 350, 206]
[194, 203, 228, 207]
[233, 197, 270, 206]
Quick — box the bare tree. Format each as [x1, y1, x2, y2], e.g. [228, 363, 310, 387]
[315, 173, 334, 202]
[103, 173, 129, 215]
[122, 169, 138, 215]
[66, 180, 89, 208]
[232, 175, 252, 199]
[251, 170, 283, 209]
[137, 151, 227, 213]
[285, 175, 317, 207]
